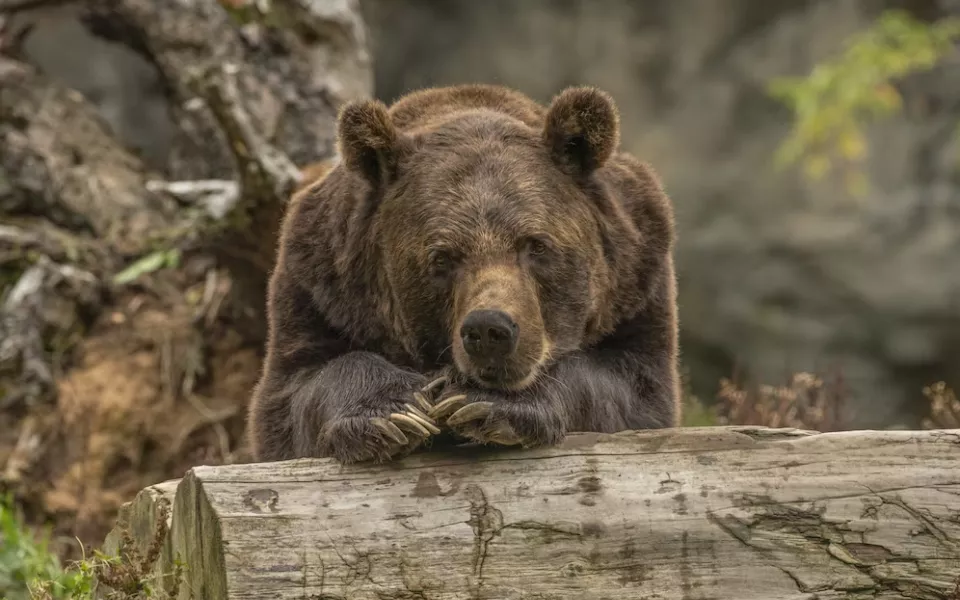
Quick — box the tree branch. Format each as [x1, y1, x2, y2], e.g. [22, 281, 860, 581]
[186, 62, 302, 218]
[0, 0, 73, 13]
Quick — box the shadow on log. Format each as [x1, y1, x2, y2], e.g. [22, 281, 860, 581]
[104, 426, 960, 599]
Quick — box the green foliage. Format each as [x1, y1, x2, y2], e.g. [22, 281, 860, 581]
[679, 366, 719, 427]
[769, 10, 960, 195]
[112, 249, 181, 286]
[681, 393, 718, 427]
[0, 495, 93, 600]
[1, 495, 184, 600]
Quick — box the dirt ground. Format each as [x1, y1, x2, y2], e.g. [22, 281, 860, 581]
[1, 262, 260, 560]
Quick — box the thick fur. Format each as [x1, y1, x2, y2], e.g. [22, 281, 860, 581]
[248, 83, 681, 463]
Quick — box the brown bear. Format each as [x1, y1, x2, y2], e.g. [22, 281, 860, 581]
[248, 83, 681, 464]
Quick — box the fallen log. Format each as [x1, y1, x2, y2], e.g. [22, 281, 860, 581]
[103, 426, 960, 599]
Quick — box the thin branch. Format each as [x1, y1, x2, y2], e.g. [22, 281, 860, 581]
[0, 0, 74, 14]
[188, 62, 302, 211]
[145, 179, 240, 220]
[0, 222, 108, 272]
[0, 14, 32, 57]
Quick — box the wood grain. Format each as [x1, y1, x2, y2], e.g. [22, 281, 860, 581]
[103, 426, 960, 599]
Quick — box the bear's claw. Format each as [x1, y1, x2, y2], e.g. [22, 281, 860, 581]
[368, 373, 540, 456]
[363, 374, 449, 459]
[412, 391, 432, 412]
[441, 399, 524, 446]
[421, 375, 449, 394]
[428, 394, 468, 419]
[446, 401, 493, 426]
[412, 375, 449, 412]
[370, 417, 409, 445]
[403, 403, 442, 433]
[483, 422, 522, 446]
[388, 412, 432, 437]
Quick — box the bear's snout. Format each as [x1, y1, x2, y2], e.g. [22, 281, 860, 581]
[460, 309, 519, 361]
[451, 264, 547, 391]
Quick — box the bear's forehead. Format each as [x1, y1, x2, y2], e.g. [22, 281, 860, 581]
[398, 165, 589, 251]
[406, 153, 556, 223]
[410, 138, 557, 208]
[389, 115, 593, 244]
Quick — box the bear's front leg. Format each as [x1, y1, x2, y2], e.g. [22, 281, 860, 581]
[290, 352, 446, 463]
[428, 369, 570, 448]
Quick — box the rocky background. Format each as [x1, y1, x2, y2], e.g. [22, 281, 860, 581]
[1, 0, 958, 560]
[359, 0, 960, 431]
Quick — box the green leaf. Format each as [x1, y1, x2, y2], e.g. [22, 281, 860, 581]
[767, 10, 960, 191]
[112, 249, 182, 285]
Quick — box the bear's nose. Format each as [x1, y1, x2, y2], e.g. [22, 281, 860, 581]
[460, 310, 519, 360]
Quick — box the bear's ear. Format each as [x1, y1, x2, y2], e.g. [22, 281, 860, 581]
[543, 87, 620, 178]
[337, 99, 405, 186]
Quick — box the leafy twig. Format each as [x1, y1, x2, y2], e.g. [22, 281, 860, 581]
[769, 10, 960, 195]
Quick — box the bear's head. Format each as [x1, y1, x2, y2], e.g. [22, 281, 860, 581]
[336, 87, 635, 391]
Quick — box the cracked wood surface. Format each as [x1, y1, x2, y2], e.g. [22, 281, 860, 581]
[106, 426, 960, 599]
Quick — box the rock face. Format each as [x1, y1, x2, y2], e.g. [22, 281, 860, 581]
[14, 0, 959, 429]
[2, 0, 373, 555]
[360, 0, 960, 428]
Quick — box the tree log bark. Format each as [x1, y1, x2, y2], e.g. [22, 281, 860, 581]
[103, 426, 960, 600]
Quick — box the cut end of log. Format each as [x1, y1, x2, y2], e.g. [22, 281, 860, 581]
[102, 426, 960, 599]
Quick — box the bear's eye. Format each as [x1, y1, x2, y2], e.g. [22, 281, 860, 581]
[525, 238, 549, 257]
[429, 250, 457, 276]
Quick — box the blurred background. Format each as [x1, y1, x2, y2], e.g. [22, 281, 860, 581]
[1, 0, 959, 591]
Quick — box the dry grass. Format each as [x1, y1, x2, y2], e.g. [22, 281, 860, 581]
[712, 370, 849, 431]
[706, 370, 956, 433]
[921, 381, 960, 429]
[89, 503, 183, 600]
[25, 502, 184, 600]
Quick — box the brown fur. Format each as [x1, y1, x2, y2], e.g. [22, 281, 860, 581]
[293, 158, 338, 195]
[248, 83, 681, 463]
